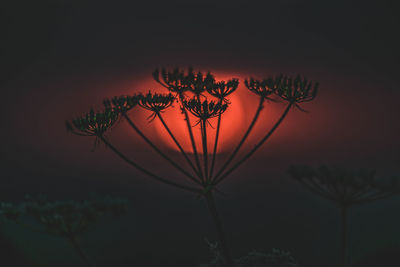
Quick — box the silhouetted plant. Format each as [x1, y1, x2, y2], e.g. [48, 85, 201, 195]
[199, 239, 300, 267]
[288, 164, 399, 267]
[66, 67, 318, 267]
[0, 195, 127, 267]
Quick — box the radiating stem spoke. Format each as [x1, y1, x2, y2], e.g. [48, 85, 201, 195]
[212, 97, 265, 182]
[201, 120, 209, 182]
[179, 97, 204, 183]
[99, 136, 201, 193]
[209, 111, 222, 179]
[214, 102, 293, 185]
[123, 113, 201, 185]
[156, 112, 202, 178]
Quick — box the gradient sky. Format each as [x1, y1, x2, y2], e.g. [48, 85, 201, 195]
[1, 1, 400, 266]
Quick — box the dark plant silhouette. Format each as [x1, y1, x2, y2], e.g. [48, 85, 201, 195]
[0, 195, 127, 267]
[66, 67, 318, 267]
[288, 164, 399, 267]
[199, 239, 300, 267]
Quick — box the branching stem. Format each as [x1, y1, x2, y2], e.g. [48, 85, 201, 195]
[99, 136, 201, 194]
[201, 119, 209, 182]
[214, 102, 293, 185]
[123, 113, 201, 185]
[212, 97, 265, 182]
[179, 93, 204, 183]
[156, 112, 201, 178]
[209, 107, 222, 179]
[67, 235, 92, 267]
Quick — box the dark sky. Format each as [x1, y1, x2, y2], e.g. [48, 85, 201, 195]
[1, 0, 400, 266]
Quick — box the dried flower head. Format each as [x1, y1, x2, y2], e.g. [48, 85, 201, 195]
[103, 95, 140, 113]
[275, 75, 318, 111]
[153, 67, 215, 96]
[288, 164, 397, 206]
[245, 77, 280, 101]
[183, 98, 228, 124]
[0, 195, 128, 237]
[207, 79, 239, 102]
[66, 108, 119, 137]
[189, 71, 215, 96]
[153, 67, 192, 95]
[137, 92, 175, 113]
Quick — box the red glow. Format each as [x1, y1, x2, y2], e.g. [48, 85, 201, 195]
[153, 93, 244, 153]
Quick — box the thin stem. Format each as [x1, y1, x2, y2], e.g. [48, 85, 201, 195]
[201, 120, 209, 182]
[298, 179, 336, 202]
[214, 102, 293, 185]
[204, 191, 233, 267]
[179, 95, 204, 183]
[156, 112, 202, 178]
[340, 206, 348, 267]
[99, 136, 201, 194]
[67, 235, 92, 267]
[212, 97, 265, 182]
[123, 113, 202, 185]
[209, 110, 222, 179]
[355, 191, 395, 204]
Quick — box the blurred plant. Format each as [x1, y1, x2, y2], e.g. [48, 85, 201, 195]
[288, 164, 399, 267]
[199, 240, 299, 267]
[66, 67, 318, 267]
[0, 195, 127, 267]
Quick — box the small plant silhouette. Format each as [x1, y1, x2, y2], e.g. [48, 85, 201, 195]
[66, 67, 318, 266]
[288, 164, 399, 267]
[199, 240, 300, 267]
[0, 195, 127, 267]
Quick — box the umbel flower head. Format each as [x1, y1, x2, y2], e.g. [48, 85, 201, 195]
[66, 108, 119, 137]
[137, 91, 175, 112]
[275, 75, 318, 111]
[207, 79, 239, 102]
[0, 195, 127, 237]
[288, 164, 398, 206]
[103, 94, 140, 114]
[245, 77, 281, 101]
[152, 67, 215, 96]
[183, 98, 228, 124]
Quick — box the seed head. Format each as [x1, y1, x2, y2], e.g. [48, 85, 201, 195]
[153, 67, 215, 96]
[103, 94, 140, 114]
[66, 108, 119, 137]
[183, 98, 228, 123]
[288, 164, 397, 206]
[275, 75, 318, 109]
[137, 91, 175, 113]
[245, 77, 280, 101]
[207, 79, 239, 102]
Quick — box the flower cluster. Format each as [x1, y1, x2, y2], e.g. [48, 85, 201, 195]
[183, 98, 228, 123]
[275, 75, 318, 104]
[245, 75, 318, 109]
[207, 79, 239, 102]
[245, 77, 280, 100]
[66, 108, 119, 137]
[288, 165, 398, 206]
[103, 95, 140, 113]
[0, 195, 127, 237]
[138, 91, 175, 111]
[153, 67, 215, 96]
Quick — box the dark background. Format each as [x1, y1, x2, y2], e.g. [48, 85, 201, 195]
[1, 0, 399, 266]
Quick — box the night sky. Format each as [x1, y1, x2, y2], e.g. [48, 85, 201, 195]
[1, 0, 400, 266]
